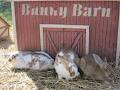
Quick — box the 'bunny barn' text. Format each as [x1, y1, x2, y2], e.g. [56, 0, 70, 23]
[22, 3, 111, 18]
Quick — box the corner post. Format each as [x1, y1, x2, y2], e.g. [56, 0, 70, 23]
[116, 4, 120, 68]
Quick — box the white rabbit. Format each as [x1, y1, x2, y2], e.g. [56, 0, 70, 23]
[54, 49, 80, 80]
[8, 51, 54, 71]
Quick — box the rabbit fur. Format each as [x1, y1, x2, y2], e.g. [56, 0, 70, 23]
[8, 51, 54, 71]
[75, 54, 116, 83]
[54, 49, 80, 80]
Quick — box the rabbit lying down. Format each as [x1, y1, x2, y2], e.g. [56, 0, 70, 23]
[54, 49, 80, 80]
[75, 54, 116, 83]
[8, 51, 54, 71]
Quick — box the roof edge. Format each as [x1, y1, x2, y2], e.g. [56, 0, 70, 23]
[9, 0, 120, 2]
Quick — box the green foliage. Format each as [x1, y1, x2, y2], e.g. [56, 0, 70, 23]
[0, 1, 12, 25]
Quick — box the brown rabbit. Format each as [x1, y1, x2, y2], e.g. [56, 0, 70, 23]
[75, 54, 116, 83]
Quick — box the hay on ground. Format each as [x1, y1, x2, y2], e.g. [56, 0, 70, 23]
[0, 56, 120, 90]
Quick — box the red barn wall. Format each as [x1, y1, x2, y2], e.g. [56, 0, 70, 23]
[14, 1, 119, 62]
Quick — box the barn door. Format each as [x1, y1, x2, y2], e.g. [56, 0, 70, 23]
[43, 28, 86, 58]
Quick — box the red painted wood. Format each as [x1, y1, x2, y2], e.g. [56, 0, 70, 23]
[71, 32, 83, 49]
[46, 31, 58, 53]
[43, 28, 86, 57]
[14, 1, 119, 63]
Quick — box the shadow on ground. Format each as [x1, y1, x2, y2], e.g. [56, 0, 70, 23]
[1, 56, 120, 90]
[12, 68, 117, 90]
[0, 36, 14, 49]
[13, 69, 59, 90]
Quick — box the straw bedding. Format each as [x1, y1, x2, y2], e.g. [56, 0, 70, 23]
[0, 34, 120, 90]
[0, 55, 120, 90]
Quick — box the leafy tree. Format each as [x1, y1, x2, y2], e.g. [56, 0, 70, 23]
[0, 1, 12, 24]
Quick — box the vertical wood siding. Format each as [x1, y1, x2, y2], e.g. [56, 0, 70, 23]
[14, 1, 119, 62]
[43, 28, 86, 58]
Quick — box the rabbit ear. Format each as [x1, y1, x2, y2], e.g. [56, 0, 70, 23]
[69, 66, 75, 77]
[100, 57, 108, 69]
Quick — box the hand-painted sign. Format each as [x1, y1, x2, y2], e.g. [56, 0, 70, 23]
[22, 4, 111, 18]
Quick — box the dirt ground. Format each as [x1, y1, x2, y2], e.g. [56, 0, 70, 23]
[0, 27, 120, 90]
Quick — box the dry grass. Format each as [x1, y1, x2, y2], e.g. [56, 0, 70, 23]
[0, 27, 120, 90]
[0, 55, 120, 90]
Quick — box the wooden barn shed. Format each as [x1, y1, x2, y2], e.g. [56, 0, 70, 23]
[11, 0, 120, 66]
[0, 17, 9, 41]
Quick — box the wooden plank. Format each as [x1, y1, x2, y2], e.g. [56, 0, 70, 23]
[46, 31, 58, 53]
[83, 31, 86, 56]
[94, 1, 99, 54]
[18, 2, 22, 50]
[98, 1, 103, 57]
[100, 1, 106, 58]
[0, 27, 7, 37]
[71, 32, 83, 49]
[0, 26, 7, 30]
[116, 4, 120, 67]
[0, 17, 9, 26]
[40, 26, 44, 51]
[11, 1, 18, 50]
